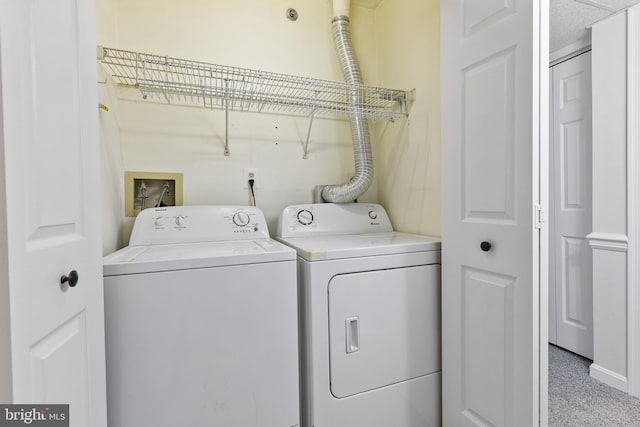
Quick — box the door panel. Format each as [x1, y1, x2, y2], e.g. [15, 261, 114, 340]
[442, 0, 542, 425]
[464, 0, 515, 36]
[463, 48, 516, 223]
[549, 52, 593, 359]
[461, 267, 515, 427]
[561, 237, 590, 328]
[0, 0, 107, 424]
[25, 0, 85, 248]
[30, 314, 89, 426]
[561, 121, 587, 210]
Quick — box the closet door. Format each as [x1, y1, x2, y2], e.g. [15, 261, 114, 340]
[441, 1, 546, 426]
[549, 52, 593, 359]
[0, 0, 107, 424]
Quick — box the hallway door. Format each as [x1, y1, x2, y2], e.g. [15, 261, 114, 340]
[549, 52, 593, 359]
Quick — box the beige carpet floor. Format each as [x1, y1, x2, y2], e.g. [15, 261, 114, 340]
[549, 344, 640, 426]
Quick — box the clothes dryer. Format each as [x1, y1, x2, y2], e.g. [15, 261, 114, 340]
[103, 206, 299, 427]
[277, 203, 441, 427]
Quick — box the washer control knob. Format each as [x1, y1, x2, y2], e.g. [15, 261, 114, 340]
[297, 209, 314, 226]
[233, 212, 250, 227]
[175, 215, 186, 226]
[154, 217, 166, 227]
[368, 210, 378, 220]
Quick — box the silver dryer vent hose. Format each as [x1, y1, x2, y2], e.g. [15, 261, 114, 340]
[321, 15, 373, 203]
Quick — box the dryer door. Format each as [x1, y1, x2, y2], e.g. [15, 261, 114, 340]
[328, 264, 441, 398]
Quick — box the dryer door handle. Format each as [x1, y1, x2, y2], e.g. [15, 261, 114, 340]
[345, 317, 360, 353]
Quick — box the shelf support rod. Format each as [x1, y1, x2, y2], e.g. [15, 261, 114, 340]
[302, 91, 319, 159]
[162, 56, 170, 104]
[140, 55, 148, 100]
[224, 79, 230, 156]
[302, 110, 316, 159]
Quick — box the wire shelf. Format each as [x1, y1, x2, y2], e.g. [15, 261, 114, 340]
[98, 46, 412, 121]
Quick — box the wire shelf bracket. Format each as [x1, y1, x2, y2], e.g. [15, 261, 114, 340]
[224, 78, 230, 156]
[303, 109, 316, 160]
[98, 46, 414, 157]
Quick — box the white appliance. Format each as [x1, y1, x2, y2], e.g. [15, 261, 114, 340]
[276, 203, 441, 427]
[103, 206, 299, 427]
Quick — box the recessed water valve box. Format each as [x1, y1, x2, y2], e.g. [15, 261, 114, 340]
[125, 171, 183, 217]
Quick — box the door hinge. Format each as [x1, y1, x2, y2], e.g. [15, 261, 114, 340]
[535, 204, 544, 229]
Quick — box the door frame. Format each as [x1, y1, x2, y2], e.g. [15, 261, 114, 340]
[542, 4, 640, 407]
[625, 6, 640, 399]
[538, 1, 550, 425]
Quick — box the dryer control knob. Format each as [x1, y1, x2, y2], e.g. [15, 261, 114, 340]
[368, 210, 378, 220]
[297, 209, 314, 226]
[233, 212, 250, 227]
[154, 217, 166, 227]
[175, 215, 186, 226]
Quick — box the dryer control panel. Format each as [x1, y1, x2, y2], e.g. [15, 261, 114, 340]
[276, 203, 393, 238]
[129, 205, 270, 246]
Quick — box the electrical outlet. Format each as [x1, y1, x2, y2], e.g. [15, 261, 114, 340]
[243, 168, 259, 189]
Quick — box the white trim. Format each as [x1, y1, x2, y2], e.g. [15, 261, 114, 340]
[590, 363, 629, 392]
[626, 5, 640, 399]
[539, 0, 550, 425]
[549, 36, 591, 67]
[585, 232, 629, 251]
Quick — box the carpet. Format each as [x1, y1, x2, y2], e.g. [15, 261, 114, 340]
[549, 344, 640, 426]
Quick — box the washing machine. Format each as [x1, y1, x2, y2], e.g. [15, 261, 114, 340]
[103, 205, 299, 427]
[276, 203, 441, 427]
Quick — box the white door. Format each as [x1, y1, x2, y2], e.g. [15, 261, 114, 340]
[0, 1, 107, 426]
[549, 52, 593, 359]
[441, 1, 545, 426]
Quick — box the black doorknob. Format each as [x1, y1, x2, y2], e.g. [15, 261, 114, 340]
[61, 270, 79, 287]
[480, 241, 492, 252]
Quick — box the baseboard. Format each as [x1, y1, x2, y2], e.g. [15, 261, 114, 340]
[590, 363, 629, 392]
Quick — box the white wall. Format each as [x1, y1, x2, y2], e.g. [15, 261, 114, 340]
[96, 0, 381, 251]
[98, 73, 126, 253]
[589, 11, 629, 392]
[373, 0, 441, 237]
[97, 0, 124, 254]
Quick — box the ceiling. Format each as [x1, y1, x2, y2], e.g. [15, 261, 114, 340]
[351, 0, 640, 52]
[352, 0, 640, 53]
[548, 0, 639, 51]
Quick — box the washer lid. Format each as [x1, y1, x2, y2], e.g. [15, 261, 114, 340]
[277, 232, 441, 261]
[103, 239, 295, 276]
